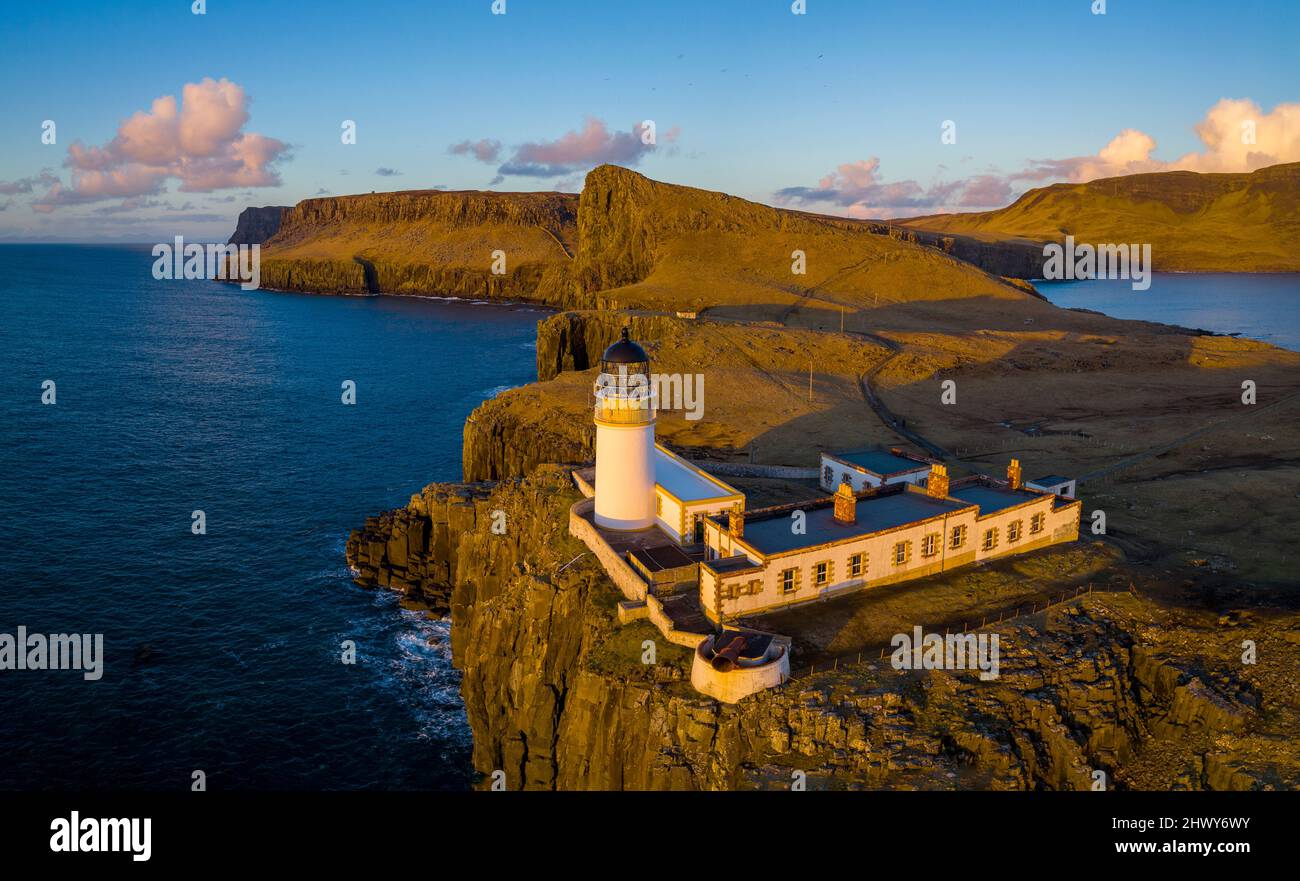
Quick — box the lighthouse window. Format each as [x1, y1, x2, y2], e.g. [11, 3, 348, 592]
[780, 568, 799, 595]
[814, 561, 832, 586]
[848, 552, 866, 577]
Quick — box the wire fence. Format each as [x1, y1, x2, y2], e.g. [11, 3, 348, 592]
[784, 580, 1137, 683]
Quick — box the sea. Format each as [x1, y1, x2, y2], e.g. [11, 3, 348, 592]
[1036, 273, 1300, 352]
[0, 244, 540, 789]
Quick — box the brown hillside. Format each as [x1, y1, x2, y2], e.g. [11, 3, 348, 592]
[899, 162, 1300, 272]
[258, 188, 580, 302]
[571, 165, 1030, 314]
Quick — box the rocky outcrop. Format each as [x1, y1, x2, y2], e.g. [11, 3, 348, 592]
[535, 310, 690, 380]
[461, 394, 592, 483]
[346, 482, 494, 615]
[227, 206, 289, 245]
[347, 467, 1294, 790]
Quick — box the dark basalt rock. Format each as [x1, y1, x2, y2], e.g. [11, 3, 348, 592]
[227, 206, 289, 245]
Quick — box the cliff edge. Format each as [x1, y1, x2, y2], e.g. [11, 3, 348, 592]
[227, 205, 289, 245]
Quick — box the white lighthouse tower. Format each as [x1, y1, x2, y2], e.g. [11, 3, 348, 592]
[593, 328, 657, 530]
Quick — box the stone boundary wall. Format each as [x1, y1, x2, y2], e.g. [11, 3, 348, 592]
[568, 498, 648, 601]
[685, 462, 819, 480]
[572, 469, 595, 498]
[645, 594, 709, 649]
[570, 498, 712, 650]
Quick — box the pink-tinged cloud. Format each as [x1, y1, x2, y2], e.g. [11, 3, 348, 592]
[450, 118, 676, 180]
[775, 98, 1300, 218]
[33, 78, 288, 211]
[775, 158, 974, 217]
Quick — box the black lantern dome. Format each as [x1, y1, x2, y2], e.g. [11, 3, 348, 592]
[600, 327, 649, 377]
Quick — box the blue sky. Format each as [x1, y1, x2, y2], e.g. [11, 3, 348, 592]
[1, 0, 1296, 241]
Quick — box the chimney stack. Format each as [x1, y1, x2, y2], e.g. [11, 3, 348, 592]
[833, 482, 857, 524]
[927, 464, 949, 498]
[728, 506, 744, 538]
[1007, 459, 1022, 489]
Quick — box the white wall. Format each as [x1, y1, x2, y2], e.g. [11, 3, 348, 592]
[700, 489, 1081, 619]
[1027, 479, 1077, 499]
[819, 454, 929, 493]
[595, 422, 656, 530]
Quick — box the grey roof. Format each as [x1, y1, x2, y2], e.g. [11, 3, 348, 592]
[705, 555, 763, 575]
[949, 484, 1044, 516]
[629, 545, 696, 573]
[829, 448, 929, 476]
[741, 491, 971, 556]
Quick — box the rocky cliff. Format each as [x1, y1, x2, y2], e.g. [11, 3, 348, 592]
[346, 467, 1297, 791]
[461, 389, 593, 483]
[535, 310, 689, 381]
[254, 189, 581, 301]
[234, 166, 1042, 309]
[878, 225, 1047, 279]
[227, 205, 289, 245]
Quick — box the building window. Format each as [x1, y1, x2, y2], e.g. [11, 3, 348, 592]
[848, 552, 866, 577]
[814, 561, 833, 586]
[822, 465, 833, 486]
[893, 541, 911, 566]
[922, 533, 940, 558]
[1030, 513, 1045, 534]
[780, 568, 799, 595]
[1008, 520, 1022, 543]
[742, 579, 761, 596]
[840, 473, 853, 487]
[949, 524, 966, 550]
[982, 527, 998, 551]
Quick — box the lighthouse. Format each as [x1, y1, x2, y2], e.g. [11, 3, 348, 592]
[593, 328, 657, 530]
